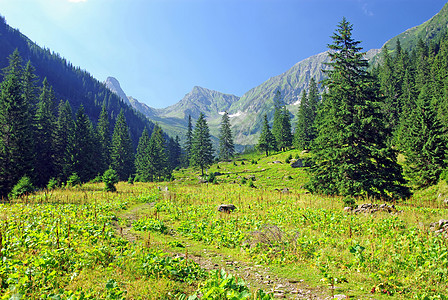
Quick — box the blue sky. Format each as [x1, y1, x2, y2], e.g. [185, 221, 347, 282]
[0, 0, 446, 108]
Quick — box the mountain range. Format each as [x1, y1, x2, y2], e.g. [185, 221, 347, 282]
[107, 2, 448, 147]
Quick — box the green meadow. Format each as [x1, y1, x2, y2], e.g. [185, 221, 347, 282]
[1, 149, 448, 299]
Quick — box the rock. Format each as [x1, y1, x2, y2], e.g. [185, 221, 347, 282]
[439, 219, 448, 228]
[290, 159, 303, 168]
[272, 161, 282, 164]
[343, 207, 352, 212]
[273, 293, 286, 298]
[218, 204, 236, 213]
[281, 188, 290, 194]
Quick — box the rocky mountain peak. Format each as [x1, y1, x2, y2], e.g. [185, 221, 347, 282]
[104, 76, 131, 106]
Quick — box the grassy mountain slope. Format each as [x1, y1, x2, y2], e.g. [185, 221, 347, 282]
[383, 2, 448, 52]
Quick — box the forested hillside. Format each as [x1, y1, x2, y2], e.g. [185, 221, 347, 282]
[0, 16, 153, 148]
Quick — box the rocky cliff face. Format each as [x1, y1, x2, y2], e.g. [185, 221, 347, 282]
[104, 77, 131, 106]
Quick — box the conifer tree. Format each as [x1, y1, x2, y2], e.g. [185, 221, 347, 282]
[53, 100, 75, 181]
[68, 105, 97, 182]
[218, 111, 235, 161]
[185, 115, 193, 165]
[190, 113, 214, 176]
[34, 78, 56, 186]
[257, 114, 277, 156]
[279, 107, 293, 151]
[167, 136, 182, 171]
[272, 90, 284, 147]
[111, 109, 134, 180]
[21, 61, 39, 109]
[149, 125, 170, 181]
[307, 18, 409, 200]
[294, 89, 311, 150]
[135, 128, 152, 182]
[400, 85, 447, 188]
[0, 50, 34, 198]
[96, 104, 111, 174]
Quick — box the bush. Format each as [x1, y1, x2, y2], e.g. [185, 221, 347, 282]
[248, 180, 256, 188]
[208, 172, 216, 183]
[241, 177, 247, 185]
[286, 154, 293, 164]
[47, 178, 58, 190]
[343, 196, 356, 208]
[103, 169, 119, 192]
[440, 169, 448, 182]
[67, 173, 81, 187]
[9, 176, 34, 198]
[91, 174, 102, 183]
[127, 175, 134, 185]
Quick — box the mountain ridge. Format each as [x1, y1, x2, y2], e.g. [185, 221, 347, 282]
[108, 2, 448, 146]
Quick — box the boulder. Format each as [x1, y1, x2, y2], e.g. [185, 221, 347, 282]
[290, 159, 303, 168]
[218, 204, 236, 213]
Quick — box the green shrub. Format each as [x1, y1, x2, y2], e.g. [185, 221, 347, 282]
[9, 176, 34, 198]
[440, 169, 448, 182]
[248, 180, 256, 188]
[285, 154, 293, 163]
[47, 178, 58, 190]
[91, 174, 103, 183]
[208, 172, 216, 183]
[103, 169, 119, 192]
[67, 173, 81, 187]
[343, 196, 356, 208]
[134, 174, 141, 183]
[127, 175, 134, 185]
[241, 177, 247, 185]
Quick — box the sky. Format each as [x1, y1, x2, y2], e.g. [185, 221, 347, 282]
[0, 0, 447, 108]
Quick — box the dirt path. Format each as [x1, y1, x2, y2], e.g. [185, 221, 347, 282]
[116, 203, 338, 299]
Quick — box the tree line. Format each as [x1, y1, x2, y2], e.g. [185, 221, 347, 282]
[266, 18, 448, 200]
[0, 50, 184, 198]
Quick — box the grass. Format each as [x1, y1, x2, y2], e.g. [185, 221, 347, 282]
[2, 149, 448, 299]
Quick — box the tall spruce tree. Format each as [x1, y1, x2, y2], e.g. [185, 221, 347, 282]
[190, 113, 214, 176]
[400, 85, 447, 188]
[0, 50, 34, 198]
[279, 107, 293, 151]
[149, 125, 170, 181]
[111, 110, 134, 180]
[135, 128, 152, 182]
[294, 89, 311, 150]
[272, 90, 292, 151]
[257, 114, 277, 156]
[68, 105, 97, 182]
[307, 18, 409, 200]
[185, 115, 193, 165]
[218, 111, 235, 161]
[167, 136, 182, 171]
[22, 61, 39, 110]
[53, 100, 75, 181]
[34, 78, 56, 186]
[96, 104, 111, 174]
[295, 78, 320, 150]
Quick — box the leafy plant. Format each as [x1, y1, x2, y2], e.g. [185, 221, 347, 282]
[47, 177, 59, 191]
[67, 173, 81, 187]
[9, 176, 34, 198]
[103, 169, 119, 192]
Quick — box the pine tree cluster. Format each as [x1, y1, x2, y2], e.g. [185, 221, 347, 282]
[0, 50, 183, 198]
